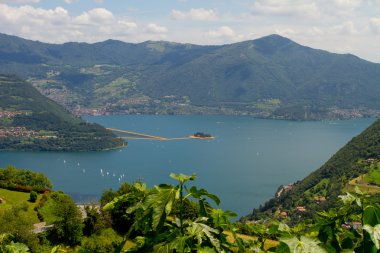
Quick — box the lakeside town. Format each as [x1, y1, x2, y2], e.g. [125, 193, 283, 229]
[0, 110, 56, 140]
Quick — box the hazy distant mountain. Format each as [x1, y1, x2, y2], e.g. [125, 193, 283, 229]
[1, 33, 380, 119]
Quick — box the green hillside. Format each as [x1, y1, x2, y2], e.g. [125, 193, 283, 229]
[0, 75, 125, 151]
[246, 119, 380, 223]
[1, 33, 380, 119]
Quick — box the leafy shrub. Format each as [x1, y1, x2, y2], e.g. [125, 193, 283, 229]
[29, 191, 37, 203]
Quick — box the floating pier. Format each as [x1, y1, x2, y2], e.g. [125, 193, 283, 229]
[107, 128, 215, 141]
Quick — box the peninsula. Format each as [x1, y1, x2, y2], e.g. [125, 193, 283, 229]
[0, 75, 125, 151]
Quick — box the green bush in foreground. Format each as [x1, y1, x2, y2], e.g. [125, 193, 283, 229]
[104, 173, 243, 252]
[103, 174, 380, 253]
[3, 171, 380, 252]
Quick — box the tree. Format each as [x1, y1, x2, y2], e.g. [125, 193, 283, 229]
[29, 191, 37, 203]
[0, 204, 39, 251]
[100, 182, 147, 235]
[83, 205, 106, 236]
[38, 191, 83, 246]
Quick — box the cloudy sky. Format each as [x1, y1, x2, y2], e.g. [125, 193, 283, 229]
[0, 0, 379, 62]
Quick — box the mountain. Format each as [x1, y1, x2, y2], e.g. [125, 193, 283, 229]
[1, 33, 380, 119]
[0, 74, 125, 151]
[245, 118, 380, 223]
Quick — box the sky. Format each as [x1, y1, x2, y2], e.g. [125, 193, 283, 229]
[0, 0, 379, 63]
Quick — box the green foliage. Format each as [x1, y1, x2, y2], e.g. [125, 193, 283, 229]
[80, 228, 122, 253]
[29, 191, 37, 203]
[364, 163, 380, 186]
[279, 236, 327, 253]
[101, 182, 147, 235]
[83, 205, 107, 236]
[104, 173, 241, 252]
[38, 191, 84, 246]
[363, 224, 380, 250]
[0, 205, 39, 252]
[0, 165, 52, 192]
[0, 234, 30, 253]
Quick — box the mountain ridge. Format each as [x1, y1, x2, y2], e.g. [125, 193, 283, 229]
[1, 32, 380, 119]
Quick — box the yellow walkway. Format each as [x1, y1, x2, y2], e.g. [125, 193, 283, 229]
[107, 128, 215, 141]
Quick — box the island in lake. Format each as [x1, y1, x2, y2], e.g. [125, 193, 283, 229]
[192, 132, 214, 139]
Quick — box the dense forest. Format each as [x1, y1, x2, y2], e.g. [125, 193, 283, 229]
[0, 75, 125, 151]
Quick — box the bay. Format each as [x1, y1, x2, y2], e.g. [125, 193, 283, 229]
[0, 115, 374, 217]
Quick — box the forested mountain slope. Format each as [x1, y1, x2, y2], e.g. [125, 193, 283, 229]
[246, 119, 380, 222]
[0, 74, 125, 151]
[1, 33, 380, 119]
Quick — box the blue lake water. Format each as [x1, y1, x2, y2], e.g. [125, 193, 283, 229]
[0, 115, 374, 217]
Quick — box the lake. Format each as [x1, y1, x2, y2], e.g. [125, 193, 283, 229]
[0, 115, 374, 217]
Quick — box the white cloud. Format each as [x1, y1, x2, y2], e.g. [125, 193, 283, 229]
[64, 0, 77, 4]
[171, 8, 218, 21]
[332, 21, 358, 34]
[145, 23, 168, 34]
[118, 20, 137, 29]
[75, 8, 113, 24]
[333, 0, 361, 9]
[308, 26, 325, 36]
[0, 0, 40, 4]
[0, 4, 138, 43]
[208, 26, 235, 38]
[274, 28, 298, 37]
[369, 17, 380, 33]
[251, 0, 321, 19]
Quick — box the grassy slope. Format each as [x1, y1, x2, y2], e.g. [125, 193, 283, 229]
[0, 188, 40, 224]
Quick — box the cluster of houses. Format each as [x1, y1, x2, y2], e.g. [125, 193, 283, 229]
[278, 196, 326, 219]
[0, 127, 39, 139]
[0, 110, 26, 118]
[276, 183, 295, 198]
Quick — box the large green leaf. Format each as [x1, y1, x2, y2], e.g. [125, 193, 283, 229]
[210, 209, 236, 229]
[153, 242, 173, 253]
[188, 186, 220, 205]
[168, 235, 191, 252]
[186, 219, 222, 252]
[170, 173, 196, 184]
[363, 224, 380, 249]
[145, 185, 178, 230]
[133, 182, 147, 192]
[197, 247, 217, 253]
[4, 242, 30, 253]
[280, 236, 327, 253]
[364, 205, 380, 226]
[339, 193, 357, 206]
[102, 194, 130, 211]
